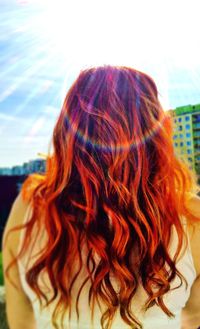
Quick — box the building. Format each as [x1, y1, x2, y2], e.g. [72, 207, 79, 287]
[0, 167, 12, 175]
[23, 158, 46, 175]
[0, 158, 46, 176]
[172, 103, 200, 175]
[12, 165, 25, 175]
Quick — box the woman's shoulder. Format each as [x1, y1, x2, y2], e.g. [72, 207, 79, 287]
[185, 193, 200, 219]
[185, 194, 200, 277]
[2, 193, 30, 253]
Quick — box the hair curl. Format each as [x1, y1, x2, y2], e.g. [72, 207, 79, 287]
[6, 66, 199, 329]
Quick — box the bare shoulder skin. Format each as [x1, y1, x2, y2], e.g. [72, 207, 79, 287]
[2, 193, 36, 329]
[181, 195, 200, 329]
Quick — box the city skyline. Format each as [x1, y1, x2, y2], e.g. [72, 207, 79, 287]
[0, 157, 46, 175]
[1, 0, 200, 167]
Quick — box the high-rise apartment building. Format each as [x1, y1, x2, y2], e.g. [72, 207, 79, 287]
[172, 103, 200, 176]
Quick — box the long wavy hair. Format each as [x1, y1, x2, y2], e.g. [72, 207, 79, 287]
[6, 66, 199, 329]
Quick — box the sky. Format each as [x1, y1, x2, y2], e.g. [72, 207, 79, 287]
[0, 0, 200, 167]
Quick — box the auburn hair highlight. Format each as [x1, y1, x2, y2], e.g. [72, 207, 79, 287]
[6, 66, 199, 329]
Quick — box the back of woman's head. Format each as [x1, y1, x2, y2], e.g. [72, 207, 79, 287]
[19, 66, 198, 328]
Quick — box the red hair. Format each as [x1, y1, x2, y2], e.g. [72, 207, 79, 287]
[7, 66, 199, 328]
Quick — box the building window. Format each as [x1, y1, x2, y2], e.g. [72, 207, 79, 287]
[179, 133, 183, 138]
[185, 116, 190, 121]
[178, 125, 183, 131]
[188, 157, 193, 162]
[185, 124, 190, 130]
[180, 142, 184, 147]
[186, 141, 191, 146]
[174, 142, 178, 147]
[178, 117, 182, 122]
[187, 149, 192, 154]
[174, 118, 177, 123]
[186, 132, 191, 138]
[173, 134, 178, 140]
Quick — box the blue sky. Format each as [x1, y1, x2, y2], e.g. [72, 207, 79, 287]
[0, 0, 200, 167]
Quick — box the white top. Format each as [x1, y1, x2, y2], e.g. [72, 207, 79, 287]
[18, 210, 196, 329]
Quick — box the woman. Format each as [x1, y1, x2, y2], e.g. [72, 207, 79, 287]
[2, 65, 200, 329]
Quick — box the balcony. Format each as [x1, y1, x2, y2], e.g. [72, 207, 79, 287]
[193, 122, 200, 131]
[192, 113, 200, 123]
[193, 132, 200, 139]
